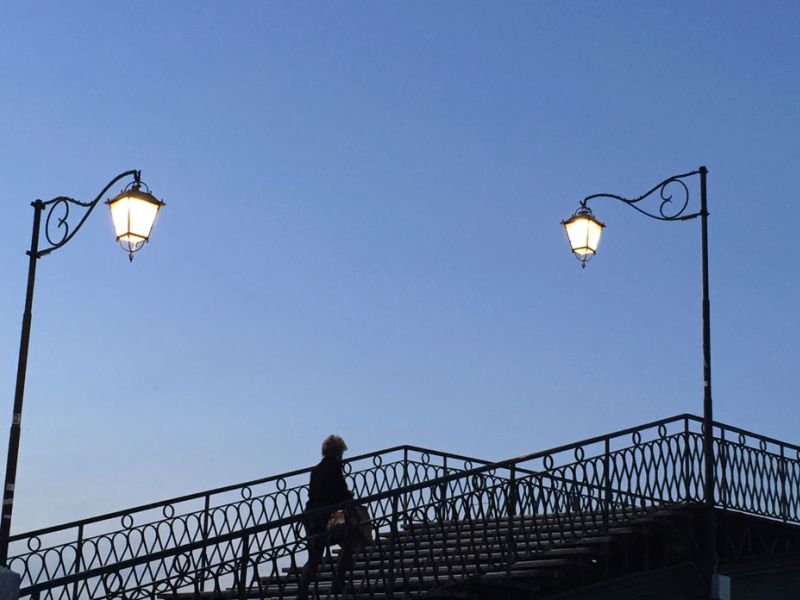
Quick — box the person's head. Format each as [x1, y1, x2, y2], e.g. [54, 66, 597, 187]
[322, 435, 348, 460]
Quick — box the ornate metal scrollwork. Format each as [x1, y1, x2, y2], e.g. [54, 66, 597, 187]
[580, 169, 703, 222]
[35, 170, 140, 258]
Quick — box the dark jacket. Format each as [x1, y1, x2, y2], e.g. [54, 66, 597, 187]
[305, 455, 351, 511]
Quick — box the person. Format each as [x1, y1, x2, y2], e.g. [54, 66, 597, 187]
[297, 435, 359, 600]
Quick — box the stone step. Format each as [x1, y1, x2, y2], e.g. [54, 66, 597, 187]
[399, 508, 647, 532]
[371, 524, 639, 550]
[253, 574, 462, 597]
[395, 514, 620, 535]
[388, 515, 646, 540]
[289, 537, 603, 573]
[311, 529, 626, 569]
[384, 522, 603, 543]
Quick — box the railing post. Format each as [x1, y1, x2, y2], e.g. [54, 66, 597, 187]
[438, 456, 448, 522]
[71, 524, 84, 600]
[720, 429, 728, 511]
[198, 494, 211, 593]
[237, 533, 249, 600]
[505, 466, 517, 563]
[507, 466, 517, 518]
[402, 448, 409, 528]
[683, 417, 692, 502]
[603, 438, 611, 531]
[780, 444, 788, 524]
[387, 496, 398, 600]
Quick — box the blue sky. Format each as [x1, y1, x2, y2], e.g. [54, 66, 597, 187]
[0, 1, 798, 532]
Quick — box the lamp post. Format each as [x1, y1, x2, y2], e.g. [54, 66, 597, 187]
[562, 166, 716, 582]
[0, 170, 165, 565]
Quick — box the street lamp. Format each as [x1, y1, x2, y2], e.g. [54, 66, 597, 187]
[561, 206, 605, 268]
[106, 179, 166, 260]
[0, 170, 165, 565]
[561, 166, 716, 585]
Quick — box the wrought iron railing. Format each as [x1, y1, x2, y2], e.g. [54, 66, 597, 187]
[9, 413, 800, 599]
[7, 446, 501, 596]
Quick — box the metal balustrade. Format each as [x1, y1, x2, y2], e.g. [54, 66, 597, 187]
[9, 414, 800, 599]
[7, 447, 499, 597]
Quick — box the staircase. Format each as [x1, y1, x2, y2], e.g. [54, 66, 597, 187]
[161, 504, 702, 599]
[8, 414, 800, 600]
[255, 507, 676, 600]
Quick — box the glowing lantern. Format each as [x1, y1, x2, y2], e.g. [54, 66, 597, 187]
[106, 181, 165, 260]
[562, 207, 604, 268]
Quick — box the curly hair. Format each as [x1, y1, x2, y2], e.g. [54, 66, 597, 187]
[321, 434, 348, 458]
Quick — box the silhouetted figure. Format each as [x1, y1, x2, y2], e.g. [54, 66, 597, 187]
[297, 435, 359, 600]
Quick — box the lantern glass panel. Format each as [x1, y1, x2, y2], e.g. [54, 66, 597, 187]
[564, 214, 603, 256]
[109, 195, 160, 243]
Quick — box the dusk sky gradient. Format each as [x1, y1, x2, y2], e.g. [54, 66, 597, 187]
[1, 1, 798, 533]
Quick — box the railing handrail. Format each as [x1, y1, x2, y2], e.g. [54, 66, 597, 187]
[704, 416, 800, 454]
[492, 413, 694, 470]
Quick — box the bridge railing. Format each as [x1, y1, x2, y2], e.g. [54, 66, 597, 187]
[19, 461, 668, 600]
[12, 413, 800, 599]
[7, 445, 491, 596]
[715, 420, 800, 522]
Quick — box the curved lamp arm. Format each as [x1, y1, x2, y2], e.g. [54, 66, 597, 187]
[35, 169, 140, 258]
[579, 168, 706, 222]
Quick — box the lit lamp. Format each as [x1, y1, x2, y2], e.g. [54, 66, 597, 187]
[106, 181, 166, 260]
[560, 168, 720, 593]
[562, 206, 604, 268]
[0, 169, 165, 566]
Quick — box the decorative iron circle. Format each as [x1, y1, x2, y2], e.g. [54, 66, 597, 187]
[739, 433, 746, 445]
[277, 477, 287, 491]
[373, 455, 383, 467]
[543, 455, 554, 470]
[343, 462, 352, 475]
[241, 486, 252, 500]
[162, 504, 175, 519]
[658, 425, 667, 438]
[27, 536, 41, 552]
[421, 453, 431, 464]
[212, 564, 228, 578]
[154, 582, 171, 594]
[632, 431, 642, 446]
[464, 461, 473, 470]
[103, 572, 124, 595]
[759, 440, 767, 452]
[121, 514, 134, 529]
[796, 448, 800, 460]
[172, 554, 191, 575]
[574, 447, 585, 461]
[471, 474, 485, 489]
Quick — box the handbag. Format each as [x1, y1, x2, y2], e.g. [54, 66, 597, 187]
[326, 504, 374, 547]
[326, 509, 348, 546]
[351, 504, 374, 546]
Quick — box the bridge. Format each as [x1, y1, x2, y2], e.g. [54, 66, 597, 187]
[7, 414, 800, 599]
